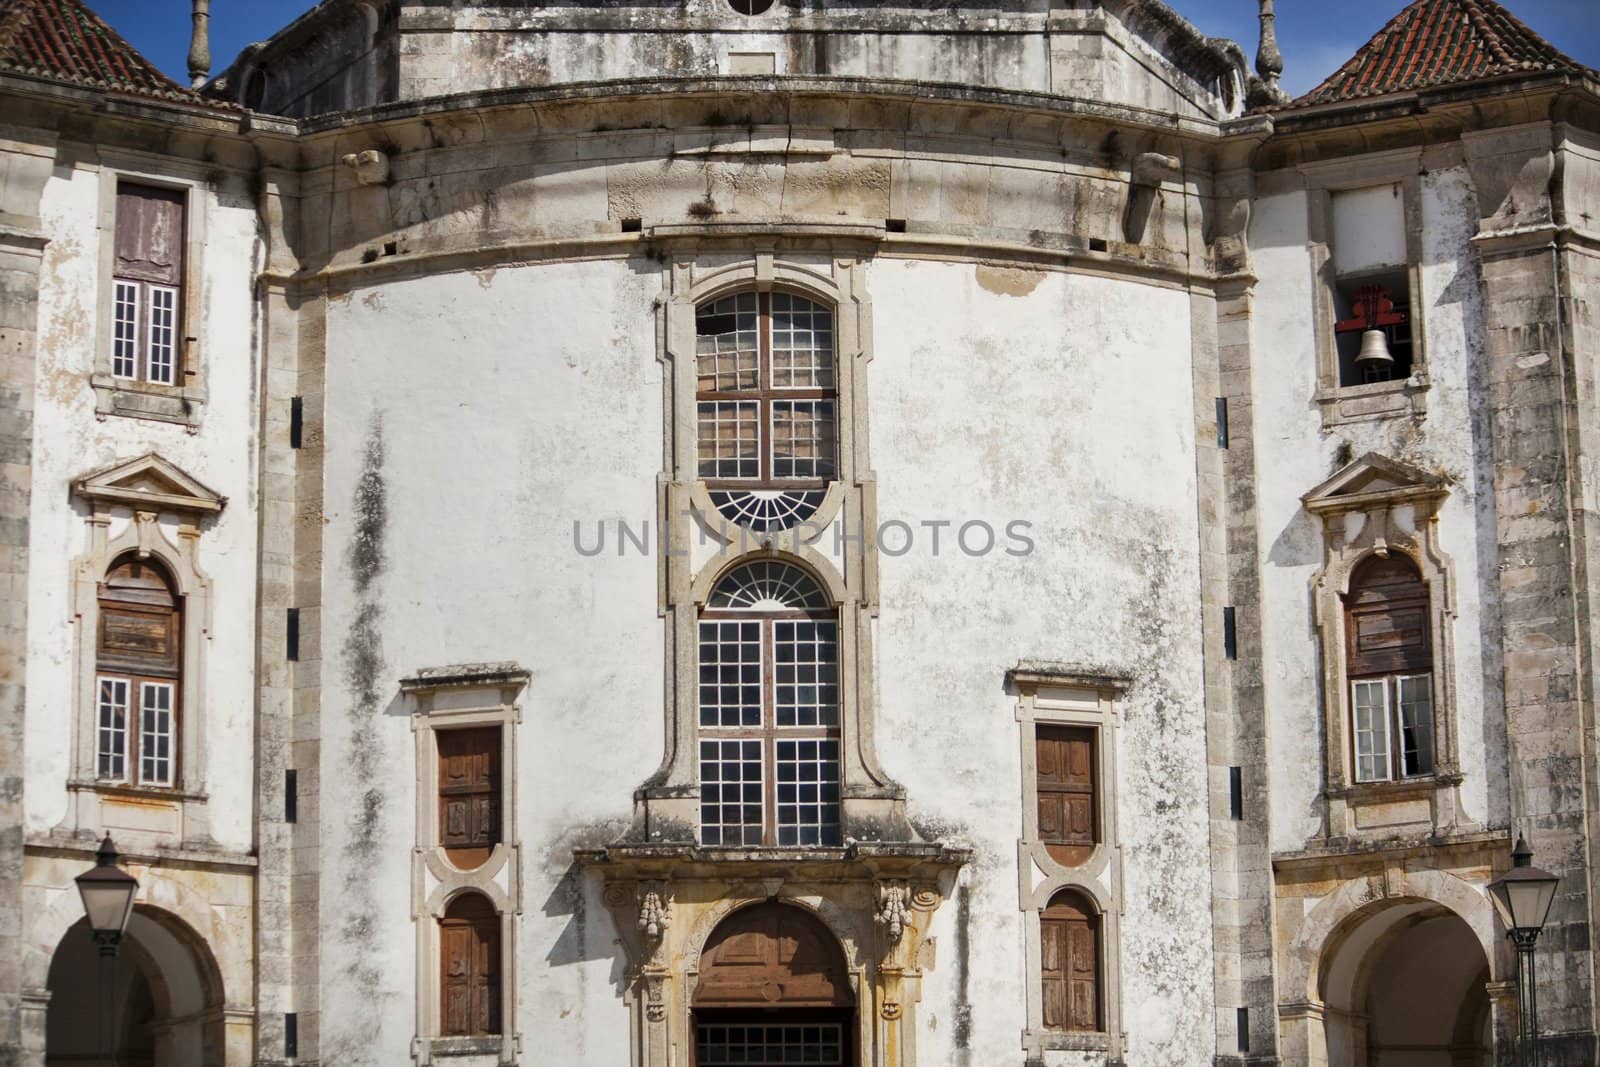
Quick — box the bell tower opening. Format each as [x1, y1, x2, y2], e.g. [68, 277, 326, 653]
[692, 902, 855, 1066]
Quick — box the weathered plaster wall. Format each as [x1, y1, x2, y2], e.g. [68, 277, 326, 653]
[316, 260, 662, 1063]
[1248, 165, 1501, 853]
[24, 159, 264, 852]
[867, 259, 1216, 1064]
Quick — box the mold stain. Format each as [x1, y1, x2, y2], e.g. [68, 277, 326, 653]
[952, 883, 972, 1063]
[332, 413, 389, 1059]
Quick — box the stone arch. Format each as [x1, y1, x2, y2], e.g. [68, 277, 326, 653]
[1284, 866, 1505, 1005]
[45, 903, 227, 1067]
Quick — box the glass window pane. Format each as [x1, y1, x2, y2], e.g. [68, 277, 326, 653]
[775, 738, 840, 845]
[699, 620, 762, 727]
[696, 293, 759, 392]
[146, 285, 178, 385]
[773, 620, 838, 727]
[140, 682, 174, 785]
[112, 282, 140, 379]
[1351, 679, 1390, 782]
[771, 401, 836, 480]
[700, 739, 763, 846]
[769, 293, 835, 389]
[698, 401, 760, 479]
[1397, 674, 1434, 777]
[97, 677, 129, 780]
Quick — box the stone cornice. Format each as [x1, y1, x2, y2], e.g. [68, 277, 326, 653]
[575, 841, 972, 882]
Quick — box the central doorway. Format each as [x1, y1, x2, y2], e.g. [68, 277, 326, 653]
[692, 903, 855, 1066]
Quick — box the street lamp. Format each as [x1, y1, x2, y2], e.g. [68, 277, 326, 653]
[1487, 835, 1560, 1067]
[75, 835, 137, 1066]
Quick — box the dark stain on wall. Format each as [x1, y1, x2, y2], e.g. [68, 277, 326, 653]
[953, 882, 972, 1062]
[333, 414, 389, 1056]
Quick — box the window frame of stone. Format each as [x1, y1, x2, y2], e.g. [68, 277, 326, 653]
[403, 663, 527, 1065]
[93, 160, 211, 428]
[1009, 663, 1127, 1058]
[1302, 150, 1431, 427]
[94, 556, 183, 789]
[645, 246, 906, 845]
[1303, 453, 1465, 841]
[1344, 555, 1436, 784]
[65, 454, 222, 843]
[696, 558, 842, 848]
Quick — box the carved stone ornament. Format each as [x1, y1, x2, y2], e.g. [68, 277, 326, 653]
[643, 969, 668, 1023]
[876, 881, 911, 944]
[637, 881, 673, 941]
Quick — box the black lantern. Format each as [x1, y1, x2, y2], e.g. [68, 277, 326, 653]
[75, 835, 137, 956]
[1487, 835, 1560, 1067]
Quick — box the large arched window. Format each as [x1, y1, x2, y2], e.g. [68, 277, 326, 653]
[95, 556, 181, 787]
[1040, 889, 1100, 1033]
[439, 892, 500, 1037]
[696, 291, 837, 531]
[698, 560, 840, 846]
[1344, 553, 1434, 782]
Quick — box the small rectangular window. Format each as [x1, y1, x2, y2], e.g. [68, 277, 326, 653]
[1397, 674, 1434, 777]
[1352, 679, 1391, 783]
[139, 682, 174, 786]
[1037, 725, 1097, 866]
[437, 727, 501, 866]
[97, 677, 130, 780]
[1229, 766, 1243, 821]
[112, 183, 186, 387]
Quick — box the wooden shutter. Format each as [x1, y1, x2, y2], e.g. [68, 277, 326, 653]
[115, 184, 185, 285]
[1040, 892, 1099, 1032]
[1037, 725, 1096, 866]
[440, 894, 499, 1036]
[98, 559, 180, 677]
[1345, 555, 1430, 676]
[438, 727, 500, 865]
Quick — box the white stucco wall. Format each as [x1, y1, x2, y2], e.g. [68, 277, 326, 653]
[24, 161, 263, 852]
[867, 260, 1216, 1065]
[1249, 166, 1501, 853]
[317, 260, 662, 1064]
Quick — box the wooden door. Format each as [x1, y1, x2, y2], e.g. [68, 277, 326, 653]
[1037, 725, 1096, 866]
[1040, 892, 1099, 1032]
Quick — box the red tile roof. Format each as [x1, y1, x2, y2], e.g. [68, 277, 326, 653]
[0, 0, 216, 104]
[1290, 0, 1595, 108]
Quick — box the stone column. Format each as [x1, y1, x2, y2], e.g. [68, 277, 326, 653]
[0, 128, 57, 1066]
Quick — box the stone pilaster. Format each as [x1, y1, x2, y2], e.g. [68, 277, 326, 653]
[1466, 121, 1600, 1062]
[0, 128, 56, 1067]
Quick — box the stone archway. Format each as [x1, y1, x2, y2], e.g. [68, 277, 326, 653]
[1319, 900, 1491, 1066]
[46, 905, 226, 1066]
[691, 902, 856, 1066]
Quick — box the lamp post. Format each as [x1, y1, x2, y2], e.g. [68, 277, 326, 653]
[1487, 835, 1560, 1067]
[75, 835, 137, 1067]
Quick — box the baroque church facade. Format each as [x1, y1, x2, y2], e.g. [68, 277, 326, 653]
[0, 0, 1598, 1063]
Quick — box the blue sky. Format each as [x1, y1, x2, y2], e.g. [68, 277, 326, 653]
[93, 0, 1598, 100]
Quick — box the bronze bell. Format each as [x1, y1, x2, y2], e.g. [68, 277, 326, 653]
[1355, 328, 1394, 369]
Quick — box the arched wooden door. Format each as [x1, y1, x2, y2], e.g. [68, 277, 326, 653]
[692, 903, 854, 1066]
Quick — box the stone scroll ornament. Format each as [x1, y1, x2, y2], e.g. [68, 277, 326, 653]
[876, 882, 911, 944]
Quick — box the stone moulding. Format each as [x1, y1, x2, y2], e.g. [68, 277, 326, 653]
[577, 842, 968, 1067]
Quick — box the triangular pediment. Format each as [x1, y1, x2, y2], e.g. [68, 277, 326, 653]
[73, 453, 225, 515]
[1303, 452, 1447, 515]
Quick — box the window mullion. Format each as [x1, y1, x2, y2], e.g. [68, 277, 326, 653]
[1389, 675, 1402, 780]
[762, 619, 777, 845]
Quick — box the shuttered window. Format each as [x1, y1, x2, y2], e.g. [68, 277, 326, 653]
[1345, 554, 1434, 782]
[439, 893, 499, 1036]
[1040, 890, 1100, 1032]
[1037, 725, 1096, 866]
[112, 183, 185, 386]
[96, 557, 181, 787]
[438, 727, 500, 867]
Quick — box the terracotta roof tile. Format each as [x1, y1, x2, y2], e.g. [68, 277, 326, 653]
[1288, 0, 1594, 109]
[0, 0, 223, 105]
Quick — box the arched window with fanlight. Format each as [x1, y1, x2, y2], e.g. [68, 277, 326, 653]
[696, 291, 837, 531]
[95, 556, 181, 787]
[1345, 553, 1434, 783]
[699, 559, 840, 846]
